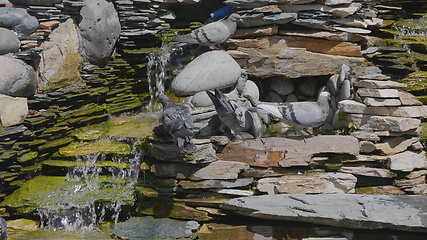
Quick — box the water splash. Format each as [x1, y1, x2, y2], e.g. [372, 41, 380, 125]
[38, 141, 143, 232]
[146, 44, 173, 111]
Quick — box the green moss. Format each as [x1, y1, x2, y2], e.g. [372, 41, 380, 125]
[421, 122, 427, 140]
[38, 138, 73, 153]
[0, 176, 134, 215]
[42, 160, 129, 169]
[17, 152, 38, 164]
[135, 186, 158, 198]
[399, 71, 427, 92]
[59, 139, 131, 157]
[71, 123, 106, 141]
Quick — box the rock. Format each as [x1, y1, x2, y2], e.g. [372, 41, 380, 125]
[363, 98, 401, 107]
[330, 3, 362, 18]
[357, 73, 390, 80]
[0, 8, 38, 35]
[230, 47, 365, 79]
[297, 79, 318, 97]
[9, 0, 62, 5]
[59, 139, 131, 157]
[112, 217, 199, 240]
[190, 160, 250, 180]
[375, 137, 419, 155]
[0, 28, 20, 54]
[79, 0, 121, 66]
[281, 36, 362, 57]
[0, 94, 28, 127]
[241, 80, 260, 104]
[270, 77, 294, 96]
[356, 186, 405, 195]
[338, 79, 351, 101]
[148, 143, 219, 164]
[172, 50, 242, 96]
[0, 176, 134, 215]
[257, 173, 357, 194]
[359, 141, 376, 153]
[212, 189, 254, 196]
[219, 136, 359, 168]
[338, 100, 367, 114]
[265, 90, 283, 102]
[292, 18, 335, 31]
[389, 151, 427, 172]
[339, 167, 396, 178]
[411, 141, 424, 151]
[38, 19, 83, 91]
[238, 12, 297, 28]
[6, 219, 38, 231]
[334, 27, 371, 34]
[399, 91, 422, 106]
[0, 55, 37, 97]
[351, 131, 380, 142]
[221, 194, 427, 232]
[151, 163, 199, 180]
[357, 88, 399, 98]
[233, 25, 278, 38]
[279, 29, 362, 43]
[179, 178, 253, 189]
[366, 106, 427, 118]
[354, 80, 405, 89]
[324, 0, 353, 6]
[341, 114, 421, 132]
[395, 176, 425, 190]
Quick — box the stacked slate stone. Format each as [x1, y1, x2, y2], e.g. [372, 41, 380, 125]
[139, 0, 427, 209]
[112, 0, 174, 43]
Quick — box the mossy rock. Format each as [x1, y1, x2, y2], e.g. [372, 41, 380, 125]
[38, 138, 74, 153]
[72, 116, 158, 141]
[17, 152, 38, 164]
[42, 160, 129, 169]
[421, 122, 427, 140]
[0, 176, 134, 215]
[136, 198, 211, 221]
[399, 71, 427, 92]
[58, 139, 132, 157]
[7, 228, 114, 240]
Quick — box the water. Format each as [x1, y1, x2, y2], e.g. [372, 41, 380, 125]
[146, 44, 173, 111]
[37, 141, 142, 232]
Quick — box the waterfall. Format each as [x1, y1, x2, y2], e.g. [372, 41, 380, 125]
[146, 44, 173, 111]
[37, 141, 142, 232]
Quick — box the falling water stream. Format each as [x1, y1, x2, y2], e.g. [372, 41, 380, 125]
[36, 142, 142, 232]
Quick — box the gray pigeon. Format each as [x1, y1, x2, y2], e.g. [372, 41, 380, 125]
[250, 88, 331, 136]
[173, 13, 240, 47]
[158, 94, 196, 154]
[279, 88, 331, 136]
[0, 216, 6, 240]
[206, 89, 260, 140]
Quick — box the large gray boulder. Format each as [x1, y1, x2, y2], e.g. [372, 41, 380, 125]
[78, 0, 121, 66]
[221, 194, 427, 232]
[0, 8, 38, 35]
[172, 50, 242, 97]
[0, 56, 37, 97]
[0, 27, 20, 54]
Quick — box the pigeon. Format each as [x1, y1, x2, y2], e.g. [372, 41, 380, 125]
[249, 88, 331, 136]
[206, 89, 260, 140]
[173, 13, 240, 47]
[278, 88, 331, 136]
[158, 94, 197, 154]
[0, 216, 6, 240]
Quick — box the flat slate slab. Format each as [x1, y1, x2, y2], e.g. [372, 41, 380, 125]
[219, 136, 359, 167]
[221, 194, 427, 232]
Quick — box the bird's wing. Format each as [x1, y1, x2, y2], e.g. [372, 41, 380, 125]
[281, 102, 326, 128]
[174, 21, 231, 45]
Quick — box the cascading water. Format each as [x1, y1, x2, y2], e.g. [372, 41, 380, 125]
[37, 141, 142, 232]
[146, 44, 173, 111]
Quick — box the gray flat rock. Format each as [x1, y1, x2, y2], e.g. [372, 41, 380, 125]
[113, 217, 199, 240]
[221, 194, 427, 232]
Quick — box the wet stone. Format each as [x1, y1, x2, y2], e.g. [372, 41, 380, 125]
[178, 178, 253, 190]
[112, 217, 199, 240]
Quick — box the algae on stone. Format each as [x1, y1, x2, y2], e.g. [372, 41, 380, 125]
[58, 139, 131, 157]
[42, 160, 129, 169]
[0, 176, 135, 215]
